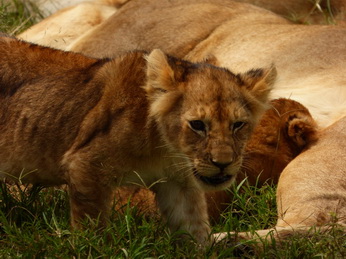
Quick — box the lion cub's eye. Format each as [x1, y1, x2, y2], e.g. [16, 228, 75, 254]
[232, 121, 246, 132]
[189, 120, 206, 132]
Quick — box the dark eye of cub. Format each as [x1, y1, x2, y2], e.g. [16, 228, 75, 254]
[189, 120, 206, 131]
[232, 121, 245, 131]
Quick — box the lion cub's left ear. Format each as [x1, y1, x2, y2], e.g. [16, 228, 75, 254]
[144, 49, 177, 99]
[241, 65, 277, 103]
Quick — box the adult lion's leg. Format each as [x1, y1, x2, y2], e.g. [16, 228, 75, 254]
[214, 227, 285, 244]
[153, 180, 211, 244]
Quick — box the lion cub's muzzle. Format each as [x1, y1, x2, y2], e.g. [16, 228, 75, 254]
[193, 158, 237, 187]
[193, 169, 233, 185]
[191, 145, 239, 188]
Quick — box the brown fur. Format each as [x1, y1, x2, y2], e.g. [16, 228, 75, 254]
[112, 98, 318, 222]
[114, 186, 159, 217]
[207, 98, 318, 221]
[240, 98, 318, 185]
[215, 115, 346, 247]
[0, 36, 275, 243]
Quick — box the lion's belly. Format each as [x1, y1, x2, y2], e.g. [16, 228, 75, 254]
[0, 168, 66, 186]
[115, 160, 169, 188]
[0, 146, 66, 186]
[112, 155, 189, 189]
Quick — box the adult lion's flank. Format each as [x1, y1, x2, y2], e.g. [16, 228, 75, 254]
[0, 35, 275, 244]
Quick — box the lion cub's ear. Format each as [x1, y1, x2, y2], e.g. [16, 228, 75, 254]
[287, 115, 318, 148]
[144, 49, 183, 117]
[241, 65, 277, 103]
[144, 49, 176, 98]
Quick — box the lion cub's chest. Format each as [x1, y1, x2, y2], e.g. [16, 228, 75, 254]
[113, 152, 188, 189]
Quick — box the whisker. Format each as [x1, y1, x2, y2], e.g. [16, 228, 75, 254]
[163, 154, 188, 160]
[155, 143, 173, 149]
[165, 161, 191, 169]
[173, 167, 195, 179]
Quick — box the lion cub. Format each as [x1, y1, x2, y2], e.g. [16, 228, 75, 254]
[0, 35, 276, 243]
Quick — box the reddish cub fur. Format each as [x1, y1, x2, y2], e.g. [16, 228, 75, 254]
[206, 98, 318, 221]
[240, 98, 318, 185]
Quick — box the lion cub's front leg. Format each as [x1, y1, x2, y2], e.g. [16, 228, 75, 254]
[63, 152, 114, 228]
[154, 179, 211, 244]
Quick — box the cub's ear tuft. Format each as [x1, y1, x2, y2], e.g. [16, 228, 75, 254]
[287, 115, 318, 148]
[241, 65, 277, 103]
[144, 49, 175, 97]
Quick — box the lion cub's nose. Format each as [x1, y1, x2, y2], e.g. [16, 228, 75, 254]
[211, 159, 232, 170]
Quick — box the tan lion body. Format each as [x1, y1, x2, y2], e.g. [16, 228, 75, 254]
[276, 117, 346, 229]
[25, 0, 127, 16]
[68, 0, 291, 57]
[215, 115, 346, 244]
[18, 2, 118, 49]
[29, 0, 88, 15]
[64, 0, 346, 128]
[0, 35, 275, 243]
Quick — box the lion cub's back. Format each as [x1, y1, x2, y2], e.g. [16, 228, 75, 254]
[0, 36, 107, 182]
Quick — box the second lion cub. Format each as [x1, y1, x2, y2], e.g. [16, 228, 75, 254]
[0, 35, 276, 243]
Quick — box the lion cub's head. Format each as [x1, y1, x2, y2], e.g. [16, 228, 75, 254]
[144, 49, 277, 190]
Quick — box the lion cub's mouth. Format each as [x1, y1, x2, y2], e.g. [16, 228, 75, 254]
[193, 169, 233, 186]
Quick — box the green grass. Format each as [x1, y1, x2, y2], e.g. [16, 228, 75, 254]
[1, 0, 346, 258]
[0, 182, 213, 258]
[1, 180, 346, 258]
[278, 0, 336, 24]
[0, 0, 42, 34]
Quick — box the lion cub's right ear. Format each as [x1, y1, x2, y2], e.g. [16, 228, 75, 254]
[240, 65, 277, 105]
[144, 49, 176, 99]
[144, 49, 183, 117]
